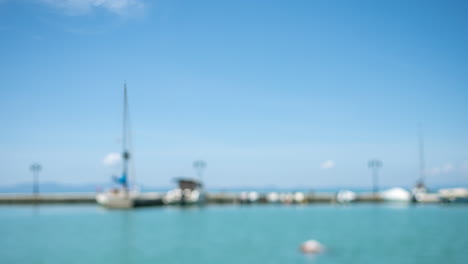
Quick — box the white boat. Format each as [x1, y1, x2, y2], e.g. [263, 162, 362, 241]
[280, 192, 294, 204]
[410, 181, 440, 203]
[266, 192, 280, 203]
[293, 192, 305, 203]
[411, 127, 431, 203]
[411, 181, 427, 200]
[336, 190, 356, 203]
[163, 178, 205, 205]
[96, 189, 138, 209]
[439, 188, 468, 203]
[96, 84, 137, 209]
[380, 187, 411, 202]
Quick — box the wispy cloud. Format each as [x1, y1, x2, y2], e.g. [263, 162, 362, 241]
[427, 163, 455, 176]
[102, 152, 121, 166]
[320, 160, 335, 169]
[38, 0, 146, 16]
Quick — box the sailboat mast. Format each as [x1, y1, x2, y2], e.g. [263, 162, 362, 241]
[122, 83, 130, 189]
[418, 125, 425, 184]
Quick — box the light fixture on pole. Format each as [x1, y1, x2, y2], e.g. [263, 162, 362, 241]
[30, 163, 42, 197]
[193, 160, 207, 181]
[368, 159, 382, 197]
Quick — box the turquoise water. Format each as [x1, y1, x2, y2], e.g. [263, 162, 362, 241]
[0, 204, 467, 264]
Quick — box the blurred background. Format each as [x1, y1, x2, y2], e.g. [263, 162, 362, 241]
[1, 1, 468, 264]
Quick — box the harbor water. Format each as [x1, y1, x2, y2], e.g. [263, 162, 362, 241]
[0, 204, 467, 264]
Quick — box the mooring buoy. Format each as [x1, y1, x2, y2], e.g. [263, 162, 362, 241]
[300, 240, 324, 254]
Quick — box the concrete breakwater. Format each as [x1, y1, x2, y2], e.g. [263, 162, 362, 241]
[0, 192, 384, 205]
[0, 193, 96, 204]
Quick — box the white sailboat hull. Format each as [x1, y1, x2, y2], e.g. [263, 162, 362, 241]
[96, 191, 134, 209]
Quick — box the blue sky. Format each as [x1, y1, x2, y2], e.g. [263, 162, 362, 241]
[0, 0, 467, 188]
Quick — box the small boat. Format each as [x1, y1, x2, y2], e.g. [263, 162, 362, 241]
[293, 192, 306, 203]
[239, 191, 259, 204]
[411, 180, 427, 202]
[96, 84, 137, 209]
[266, 192, 280, 203]
[380, 187, 411, 202]
[411, 127, 437, 203]
[439, 188, 468, 203]
[411, 180, 439, 203]
[163, 178, 205, 205]
[336, 190, 356, 203]
[280, 192, 294, 204]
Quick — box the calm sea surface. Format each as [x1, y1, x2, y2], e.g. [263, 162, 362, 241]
[0, 204, 467, 264]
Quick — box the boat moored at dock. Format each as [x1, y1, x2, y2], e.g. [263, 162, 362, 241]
[439, 188, 468, 203]
[96, 189, 136, 209]
[96, 83, 138, 209]
[380, 187, 411, 202]
[336, 190, 357, 203]
[163, 178, 205, 205]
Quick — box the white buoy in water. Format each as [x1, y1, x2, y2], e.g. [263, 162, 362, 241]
[300, 240, 325, 254]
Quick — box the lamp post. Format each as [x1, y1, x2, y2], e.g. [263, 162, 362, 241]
[30, 163, 42, 197]
[368, 159, 382, 197]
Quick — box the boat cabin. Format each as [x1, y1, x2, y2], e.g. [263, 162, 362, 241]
[176, 178, 203, 190]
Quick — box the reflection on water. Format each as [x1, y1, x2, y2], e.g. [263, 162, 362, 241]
[384, 202, 411, 210]
[120, 211, 133, 263]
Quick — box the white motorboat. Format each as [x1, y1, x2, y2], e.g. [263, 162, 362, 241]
[439, 188, 468, 203]
[266, 192, 280, 203]
[336, 190, 357, 203]
[380, 187, 411, 202]
[293, 192, 306, 203]
[164, 178, 205, 205]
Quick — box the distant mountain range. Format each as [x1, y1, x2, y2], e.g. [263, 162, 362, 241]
[0, 182, 466, 194]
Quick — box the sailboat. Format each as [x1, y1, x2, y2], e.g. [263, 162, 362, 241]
[410, 125, 440, 203]
[96, 83, 138, 209]
[411, 125, 430, 202]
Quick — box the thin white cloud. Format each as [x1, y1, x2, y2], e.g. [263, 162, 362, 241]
[441, 163, 454, 173]
[321, 160, 335, 169]
[102, 152, 121, 166]
[39, 0, 146, 16]
[428, 163, 455, 175]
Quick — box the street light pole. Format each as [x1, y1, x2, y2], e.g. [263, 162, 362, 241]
[193, 160, 207, 181]
[368, 159, 382, 197]
[30, 163, 42, 198]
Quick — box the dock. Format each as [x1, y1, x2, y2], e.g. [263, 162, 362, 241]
[0, 192, 384, 205]
[0, 193, 96, 204]
[1, 189, 466, 206]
